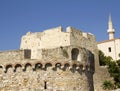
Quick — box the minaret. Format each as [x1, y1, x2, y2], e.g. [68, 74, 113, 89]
[107, 14, 115, 40]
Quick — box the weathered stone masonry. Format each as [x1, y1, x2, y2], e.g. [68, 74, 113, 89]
[0, 26, 97, 91]
[0, 60, 92, 91]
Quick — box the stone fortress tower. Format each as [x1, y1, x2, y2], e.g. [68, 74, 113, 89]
[0, 26, 98, 91]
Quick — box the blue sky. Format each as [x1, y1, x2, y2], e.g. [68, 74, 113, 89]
[0, 0, 120, 50]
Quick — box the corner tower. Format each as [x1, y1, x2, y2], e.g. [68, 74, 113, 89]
[107, 14, 115, 40]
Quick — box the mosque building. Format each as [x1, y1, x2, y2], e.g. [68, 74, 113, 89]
[98, 15, 120, 60]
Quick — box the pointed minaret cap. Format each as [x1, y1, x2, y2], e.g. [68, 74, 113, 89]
[107, 14, 115, 40]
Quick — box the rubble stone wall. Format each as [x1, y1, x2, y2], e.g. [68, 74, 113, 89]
[0, 60, 93, 91]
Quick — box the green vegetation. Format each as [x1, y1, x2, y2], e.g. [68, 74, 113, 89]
[99, 50, 112, 66]
[99, 50, 120, 89]
[102, 80, 114, 90]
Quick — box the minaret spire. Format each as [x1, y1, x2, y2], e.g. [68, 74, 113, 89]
[107, 14, 115, 40]
[109, 14, 112, 22]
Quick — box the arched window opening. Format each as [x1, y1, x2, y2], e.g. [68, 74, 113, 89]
[108, 47, 111, 52]
[71, 48, 79, 61]
[24, 63, 32, 71]
[35, 63, 42, 70]
[55, 63, 61, 67]
[55, 63, 62, 70]
[14, 64, 22, 72]
[45, 63, 52, 67]
[5, 64, 13, 73]
[45, 63, 52, 70]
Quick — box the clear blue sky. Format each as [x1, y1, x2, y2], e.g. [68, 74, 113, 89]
[0, 0, 120, 50]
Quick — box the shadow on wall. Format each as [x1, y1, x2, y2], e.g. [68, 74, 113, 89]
[86, 51, 95, 91]
[71, 47, 95, 91]
[71, 48, 95, 70]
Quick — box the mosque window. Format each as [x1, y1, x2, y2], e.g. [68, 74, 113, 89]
[108, 47, 111, 52]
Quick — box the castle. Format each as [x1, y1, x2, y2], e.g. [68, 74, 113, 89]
[0, 26, 99, 91]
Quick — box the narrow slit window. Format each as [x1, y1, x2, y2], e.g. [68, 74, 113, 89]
[44, 81, 47, 89]
[108, 47, 111, 52]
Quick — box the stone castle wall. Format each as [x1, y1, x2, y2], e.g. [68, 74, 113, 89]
[68, 27, 96, 51]
[0, 50, 25, 66]
[0, 26, 100, 91]
[0, 46, 94, 91]
[0, 50, 31, 64]
[0, 60, 93, 91]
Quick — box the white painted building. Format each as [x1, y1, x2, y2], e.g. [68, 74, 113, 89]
[98, 15, 120, 60]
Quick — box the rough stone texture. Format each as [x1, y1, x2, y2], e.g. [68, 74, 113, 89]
[94, 66, 112, 91]
[0, 50, 31, 65]
[0, 45, 94, 91]
[20, 26, 98, 62]
[0, 50, 24, 61]
[0, 26, 108, 91]
[0, 61, 92, 91]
